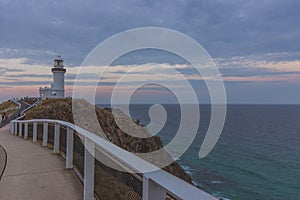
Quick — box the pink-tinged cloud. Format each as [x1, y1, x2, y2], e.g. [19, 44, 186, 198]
[223, 74, 300, 83]
[263, 60, 300, 72]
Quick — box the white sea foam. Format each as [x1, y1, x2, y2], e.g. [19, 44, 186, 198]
[211, 180, 223, 184]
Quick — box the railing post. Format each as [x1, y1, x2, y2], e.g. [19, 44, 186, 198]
[84, 138, 95, 200]
[143, 176, 166, 200]
[14, 122, 18, 135]
[10, 122, 14, 134]
[9, 123, 12, 133]
[24, 123, 28, 139]
[66, 127, 74, 169]
[18, 122, 22, 137]
[42, 122, 48, 147]
[33, 122, 37, 142]
[53, 123, 60, 153]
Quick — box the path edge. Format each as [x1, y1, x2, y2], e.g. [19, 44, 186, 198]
[0, 144, 7, 181]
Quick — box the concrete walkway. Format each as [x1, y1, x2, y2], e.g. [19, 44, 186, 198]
[0, 125, 83, 200]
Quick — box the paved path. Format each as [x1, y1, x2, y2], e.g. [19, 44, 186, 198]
[0, 125, 83, 200]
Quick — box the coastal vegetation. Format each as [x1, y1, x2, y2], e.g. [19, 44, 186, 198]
[0, 100, 18, 115]
[24, 98, 191, 199]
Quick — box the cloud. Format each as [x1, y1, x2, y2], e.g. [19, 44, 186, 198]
[0, 80, 114, 86]
[6, 74, 53, 78]
[1, 53, 300, 89]
[1, 1, 299, 104]
[214, 53, 300, 82]
[221, 68, 300, 77]
[0, 0, 300, 65]
[0, 48, 57, 64]
[0, 81, 50, 86]
[0, 50, 300, 104]
[0, 67, 24, 74]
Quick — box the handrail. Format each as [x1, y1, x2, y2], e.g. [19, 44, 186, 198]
[11, 99, 21, 109]
[10, 118, 217, 200]
[15, 98, 42, 120]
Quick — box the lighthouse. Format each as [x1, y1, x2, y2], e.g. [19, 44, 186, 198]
[39, 56, 66, 99]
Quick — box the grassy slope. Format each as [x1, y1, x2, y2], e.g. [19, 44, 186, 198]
[26, 99, 191, 183]
[0, 100, 18, 115]
[22, 97, 39, 105]
[25, 99, 192, 197]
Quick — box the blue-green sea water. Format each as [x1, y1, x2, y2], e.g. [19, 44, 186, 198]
[98, 104, 300, 200]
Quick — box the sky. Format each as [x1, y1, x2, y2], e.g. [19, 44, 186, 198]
[0, 0, 300, 104]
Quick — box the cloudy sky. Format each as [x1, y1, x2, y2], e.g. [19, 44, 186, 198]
[0, 0, 300, 104]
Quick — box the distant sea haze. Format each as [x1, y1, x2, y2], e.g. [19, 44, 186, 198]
[97, 104, 300, 200]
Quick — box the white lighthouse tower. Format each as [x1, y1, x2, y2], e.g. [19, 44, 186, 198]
[39, 56, 66, 99]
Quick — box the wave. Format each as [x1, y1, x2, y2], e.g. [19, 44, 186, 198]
[211, 180, 223, 184]
[180, 164, 195, 176]
[211, 192, 232, 200]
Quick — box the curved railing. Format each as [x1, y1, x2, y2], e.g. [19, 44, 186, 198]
[11, 99, 21, 110]
[15, 98, 42, 121]
[10, 118, 217, 200]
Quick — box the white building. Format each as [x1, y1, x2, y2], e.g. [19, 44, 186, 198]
[39, 56, 66, 99]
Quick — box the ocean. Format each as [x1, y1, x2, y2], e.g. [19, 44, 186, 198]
[97, 104, 300, 200]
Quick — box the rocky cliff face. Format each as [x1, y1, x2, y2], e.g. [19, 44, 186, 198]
[25, 98, 192, 184]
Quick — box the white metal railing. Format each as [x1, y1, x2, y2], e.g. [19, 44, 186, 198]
[10, 118, 217, 200]
[8, 98, 41, 131]
[11, 99, 21, 109]
[18, 98, 42, 119]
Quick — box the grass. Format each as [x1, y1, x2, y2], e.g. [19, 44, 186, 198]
[0, 100, 19, 115]
[22, 97, 39, 105]
[24, 98, 193, 199]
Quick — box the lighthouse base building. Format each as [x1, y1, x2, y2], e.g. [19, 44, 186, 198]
[39, 56, 66, 99]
